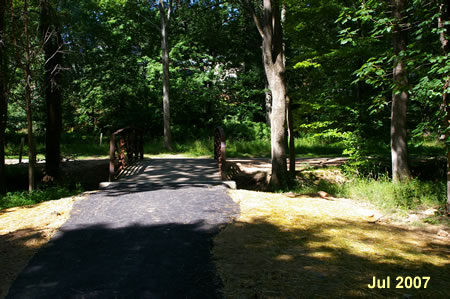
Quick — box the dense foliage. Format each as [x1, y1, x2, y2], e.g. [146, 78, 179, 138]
[1, 0, 448, 192]
[3, 0, 446, 142]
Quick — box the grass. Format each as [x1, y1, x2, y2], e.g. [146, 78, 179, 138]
[5, 154, 46, 160]
[294, 136, 344, 156]
[2, 162, 84, 211]
[5, 133, 444, 160]
[409, 139, 446, 156]
[214, 190, 449, 298]
[144, 138, 271, 158]
[292, 168, 446, 213]
[6, 136, 110, 160]
[144, 135, 345, 158]
[144, 139, 213, 157]
[341, 177, 446, 211]
[61, 141, 109, 159]
[140, 135, 445, 159]
[0, 186, 82, 210]
[226, 139, 271, 158]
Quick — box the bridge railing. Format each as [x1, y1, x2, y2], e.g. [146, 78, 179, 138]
[214, 126, 226, 179]
[109, 127, 144, 181]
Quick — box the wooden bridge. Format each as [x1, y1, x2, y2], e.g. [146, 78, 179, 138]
[101, 127, 235, 189]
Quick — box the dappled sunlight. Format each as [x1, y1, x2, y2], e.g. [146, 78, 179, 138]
[118, 158, 221, 184]
[214, 190, 449, 297]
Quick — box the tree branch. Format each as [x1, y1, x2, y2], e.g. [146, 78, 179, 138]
[242, 0, 264, 38]
[10, 0, 25, 70]
[167, 0, 173, 23]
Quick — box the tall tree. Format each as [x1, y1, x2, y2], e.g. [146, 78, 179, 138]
[281, 3, 295, 178]
[390, 0, 411, 182]
[438, 1, 449, 212]
[11, 0, 36, 191]
[244, 0, 288, 187]
[0, 0, 7, 193]
[40, 0, 63, 180]
[159, 0, 172, 150]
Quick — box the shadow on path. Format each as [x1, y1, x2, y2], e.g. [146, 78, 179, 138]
[7, 186, 239, 299]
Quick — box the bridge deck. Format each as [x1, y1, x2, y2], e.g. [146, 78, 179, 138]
[117, 158, 223, 185]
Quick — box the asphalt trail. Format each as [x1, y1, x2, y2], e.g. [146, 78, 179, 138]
[7, 185, 239, 299]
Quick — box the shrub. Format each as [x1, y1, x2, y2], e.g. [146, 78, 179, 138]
[222, 119, 270, 141]
[342, 177, 445, 211]
[0, 186, 82, 210]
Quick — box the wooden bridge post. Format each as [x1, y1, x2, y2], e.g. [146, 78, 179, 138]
[109, 133, 116, 182]
[214, 127, 226, 179]
[109, 127, 144, 181]
[139, 131, 144, 160]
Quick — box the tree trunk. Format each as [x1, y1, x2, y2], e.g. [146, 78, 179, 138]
[287, 96, 295, 177]
[0, 0, 7, 194]
[40, 0, 63, 180]
[262, 0, 288, 188]
[444, 80, 450, 214]
[390, 0, 410, 182]
[25, 70, 35, 192]
[243, 0, 288, 187]
[159, 1, 172, 151]
[281, 4, 295, 178]
[438, 2, 449, 213]
[268, 71, 288, 188]
[23, 0, 35, 191]
[262, 48, 271, 127]
[265, 80, 272, 127]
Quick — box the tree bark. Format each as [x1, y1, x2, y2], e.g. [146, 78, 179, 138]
[438, 2, 449, 213]
[23, 0, 36, 191]
[281, 3, 295, 178]
[287, 95, 295, 177]
[262, 0, 288, 188]
[265, 79, 272, 127]
[243, 0, 288, 187]
[390, 0, 410, 182]
[40, 0, 63, 180]
[159, 0, 172, 151]
[0, 0, 7, 193]
[262, 49, 271, 127]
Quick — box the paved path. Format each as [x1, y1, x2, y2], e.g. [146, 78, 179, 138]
[118, 158, 222, 183]
[7, 159, 239, 298]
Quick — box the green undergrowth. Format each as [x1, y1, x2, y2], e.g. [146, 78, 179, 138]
[61, 143, 109, 159]
[292, 169, 446, 214]
[144, 139, 212, 157]
[409, 138, 446, 156]
[0, 185, 82, 210]
[5, 136, 345, 159]
[5, 133, 443, 160]
[144, 135, 345, 158]
[342, 177, 445, 211]
[5, 135, 110, 160]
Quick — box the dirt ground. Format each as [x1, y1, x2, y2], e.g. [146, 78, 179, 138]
[214, 158, 449, 297]
[214, 190, 450, 298]
[224, 157, 348, 190]
[0, 194, 90, 299]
